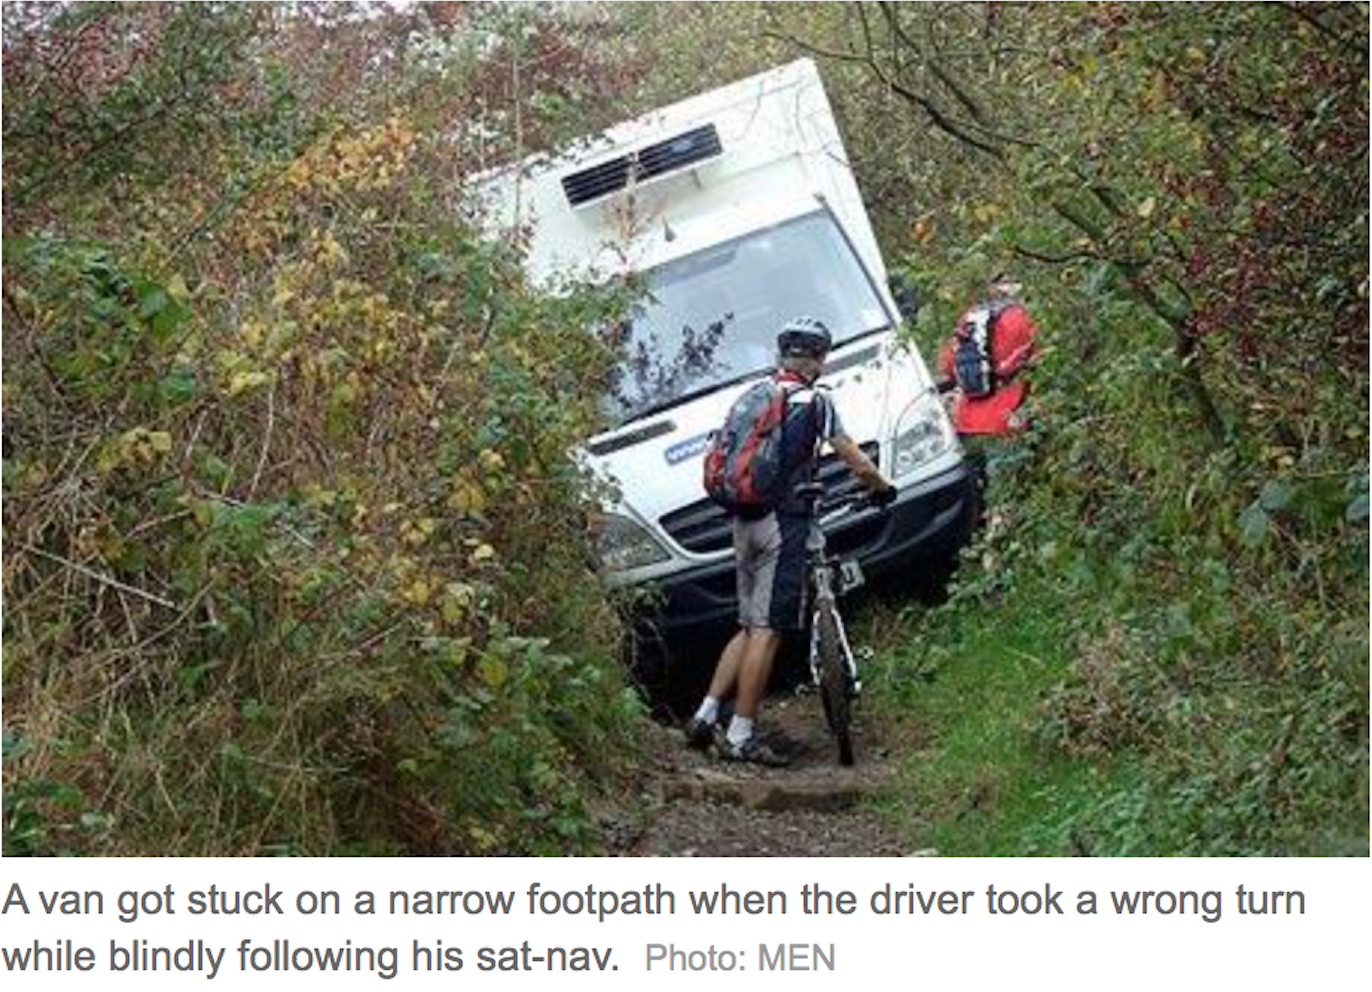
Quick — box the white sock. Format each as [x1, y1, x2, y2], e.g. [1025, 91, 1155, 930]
[694, 697, 720, 724]
[726, 715, 754, 747]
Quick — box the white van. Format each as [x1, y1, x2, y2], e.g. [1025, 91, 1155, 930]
[473, 59, 975, 638]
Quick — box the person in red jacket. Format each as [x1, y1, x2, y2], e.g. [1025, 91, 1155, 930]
[938, 274, 1039, 505]
[938, 273, 1039, 437]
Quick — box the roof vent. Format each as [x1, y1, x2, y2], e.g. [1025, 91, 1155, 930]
[561, 124, 721, 207]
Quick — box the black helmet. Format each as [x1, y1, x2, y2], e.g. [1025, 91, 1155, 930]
[777, 316, 832, 358]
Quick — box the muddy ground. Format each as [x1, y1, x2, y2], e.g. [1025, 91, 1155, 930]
[602, 689, 925, 857]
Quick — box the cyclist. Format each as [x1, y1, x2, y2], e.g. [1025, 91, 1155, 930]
[934, 272, 1039, 518]
[938, 273, 1038, 444]
[684, 317, 896, 766]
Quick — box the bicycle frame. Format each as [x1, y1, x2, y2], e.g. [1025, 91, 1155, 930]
[804, 503, 863, 696]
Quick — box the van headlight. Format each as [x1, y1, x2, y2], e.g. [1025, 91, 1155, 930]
[891, 394, 954, 480]
[595, 512, 670, 572]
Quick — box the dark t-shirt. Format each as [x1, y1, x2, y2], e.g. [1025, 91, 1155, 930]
[767, 380, 844, 518]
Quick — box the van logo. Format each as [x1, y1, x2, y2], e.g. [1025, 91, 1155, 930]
[665, 432, 712, 465]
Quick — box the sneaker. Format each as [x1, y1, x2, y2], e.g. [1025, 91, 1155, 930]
[719, 735, 792, 768]
[682, 717, 716, 750]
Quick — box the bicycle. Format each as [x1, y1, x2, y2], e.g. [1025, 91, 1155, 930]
[795, 482, 889, 766]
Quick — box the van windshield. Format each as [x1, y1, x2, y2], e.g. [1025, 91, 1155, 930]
[607, 211, 888, 423]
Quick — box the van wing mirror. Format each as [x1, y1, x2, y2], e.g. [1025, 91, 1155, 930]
[888, 274, 919, 322]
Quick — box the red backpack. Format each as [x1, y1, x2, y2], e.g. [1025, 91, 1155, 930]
[702, 378, 808, 512]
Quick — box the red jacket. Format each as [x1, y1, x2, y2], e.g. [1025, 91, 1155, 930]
[939, 300, 1038, 436]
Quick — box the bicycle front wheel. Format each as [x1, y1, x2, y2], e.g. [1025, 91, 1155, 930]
[814, 603, 855, 766]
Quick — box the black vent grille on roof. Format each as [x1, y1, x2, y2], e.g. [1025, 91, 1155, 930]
[561, 124, 722, 207]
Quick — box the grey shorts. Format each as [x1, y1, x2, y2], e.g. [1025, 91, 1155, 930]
[733, 512, 809, 632]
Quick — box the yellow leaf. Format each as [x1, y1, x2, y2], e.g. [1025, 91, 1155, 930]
[402, 517, 437, 546]
[330, 381, 359, 406]
[444, 581, 475, 607]
[440, 582, 475, 624]
[239, 321, 265, 348]
[448, 480, 487, 514]
[192, 500, 216, 528]
[446, 637, 472, 667]
[402, 578, 432, 606]
[1137, 197, 1157, 220]
[467, 824, 498, 851]
[303, 485, 337, 509]
[470, 543, 497, 564]
[227, 370, 270, 397]
[477, 655, 508, 689]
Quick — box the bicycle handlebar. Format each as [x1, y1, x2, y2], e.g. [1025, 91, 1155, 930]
[845, 490, 897, 514]
[797, 484, 896, 517]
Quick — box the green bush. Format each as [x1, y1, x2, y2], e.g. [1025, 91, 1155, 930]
[3, 8, 643, 855]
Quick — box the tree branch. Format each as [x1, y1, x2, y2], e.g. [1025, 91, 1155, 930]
[854, 3, 1006, 160]
[880, 1, 989, 127]
[1010, 244, 1103, 265]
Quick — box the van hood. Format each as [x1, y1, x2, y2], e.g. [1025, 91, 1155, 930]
[581, 332, 930, 561]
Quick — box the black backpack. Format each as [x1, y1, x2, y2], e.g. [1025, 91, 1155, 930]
[952, 306, 998, 398]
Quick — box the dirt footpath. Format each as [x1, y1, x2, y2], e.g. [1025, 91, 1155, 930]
[604, 691, 917, 857]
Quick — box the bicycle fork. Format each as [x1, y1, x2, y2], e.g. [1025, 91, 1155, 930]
[809, 588, 863, 699]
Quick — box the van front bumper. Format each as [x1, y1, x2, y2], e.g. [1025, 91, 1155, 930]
[636, 461, 976, 641]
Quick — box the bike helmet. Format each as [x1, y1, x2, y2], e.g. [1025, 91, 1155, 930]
[777, 316, 833, 358]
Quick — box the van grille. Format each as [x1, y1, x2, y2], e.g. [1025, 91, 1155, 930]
[659, 443, 879, 555]
[561, 124, 722, 207]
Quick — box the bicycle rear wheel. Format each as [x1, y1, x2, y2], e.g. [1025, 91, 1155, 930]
[814, 603, 855, 766]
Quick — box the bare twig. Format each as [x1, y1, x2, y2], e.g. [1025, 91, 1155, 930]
[881, 2, 989, 127]
[1277, 2, 1365, 55]
[18, 544, 178, 610]
[853, 3, 1007, 160]
[249, 380, 277, 499]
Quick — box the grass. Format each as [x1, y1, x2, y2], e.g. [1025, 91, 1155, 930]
[857, 533, 1369, 857]
[861, 590, 1104, 855]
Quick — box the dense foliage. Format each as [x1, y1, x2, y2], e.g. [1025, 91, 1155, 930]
[580, 0, 1369, 854]
[3, 3, 641, 855]
[760, 1, 1368, 854]
[4, 2, 1367, 856]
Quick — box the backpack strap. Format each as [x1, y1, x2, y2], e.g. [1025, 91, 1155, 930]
[782, 382, 830, 502]
[772, 371, 813, 415]
[985, 300, 1032, 384]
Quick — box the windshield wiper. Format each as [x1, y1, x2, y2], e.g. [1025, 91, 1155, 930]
[832, 324, 890, 349]
[617, 366, 770, 425]
[610, 326, 891, 427]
